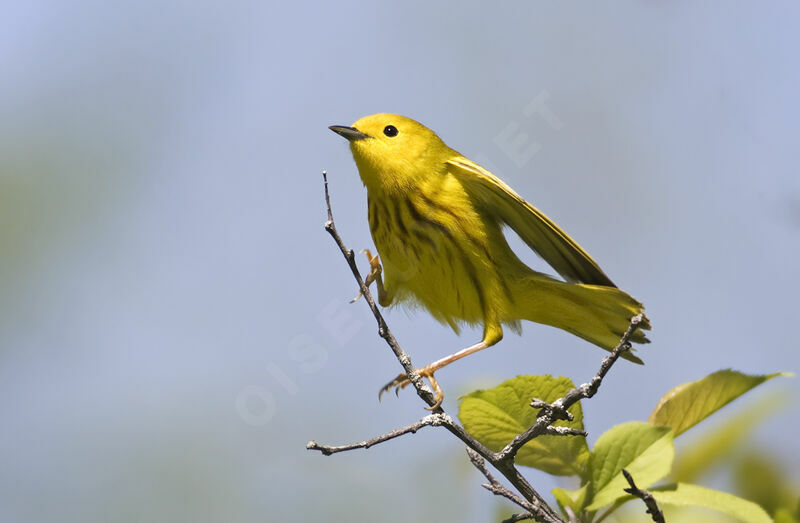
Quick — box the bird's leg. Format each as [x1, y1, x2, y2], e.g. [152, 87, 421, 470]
[379, 340, 489, 410]
[379, 324, 503, 410]
[351, 249, 390, 305]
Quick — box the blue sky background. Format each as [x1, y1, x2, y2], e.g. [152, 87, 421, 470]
[1, 2, 798, 522]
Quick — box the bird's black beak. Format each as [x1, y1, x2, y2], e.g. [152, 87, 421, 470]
[329, 125, 370, 141]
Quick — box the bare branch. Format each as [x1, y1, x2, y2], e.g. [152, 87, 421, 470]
[322, 171, 438, 408]
[311, 172, 652, 521]
[622, 469, 665, 523]
[314, 173, 646, 522]
[307, 414, 444, 455]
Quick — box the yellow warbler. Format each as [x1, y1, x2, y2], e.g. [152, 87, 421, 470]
[330, 114, 649, 407]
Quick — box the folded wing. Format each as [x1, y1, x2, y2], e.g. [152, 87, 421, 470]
[446, 157, 616, 287]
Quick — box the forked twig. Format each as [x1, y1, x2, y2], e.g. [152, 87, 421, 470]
[309, 171, 647, 523]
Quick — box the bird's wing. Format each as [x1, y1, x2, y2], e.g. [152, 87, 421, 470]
[446, 156, 616, 287]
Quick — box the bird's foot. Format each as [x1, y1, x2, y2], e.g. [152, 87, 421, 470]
[351, 249, 382, 303]
[379, 367, 444, 410]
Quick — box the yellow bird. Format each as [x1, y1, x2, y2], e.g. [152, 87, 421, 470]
[330, 114, 649, 408]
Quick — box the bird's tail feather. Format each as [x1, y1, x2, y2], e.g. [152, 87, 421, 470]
[511, 276, 650, 363]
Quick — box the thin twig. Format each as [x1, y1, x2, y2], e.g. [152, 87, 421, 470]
[322, 171, 437, 408]
[307, 414, 444, 455]
[622, 469, 666, 523]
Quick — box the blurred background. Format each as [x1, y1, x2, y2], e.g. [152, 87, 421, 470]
[1, 2, 798, 522]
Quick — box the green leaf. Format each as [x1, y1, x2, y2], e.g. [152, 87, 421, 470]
[552, 484, 588, 516]
[672, 392, 787, 483]
[651, 483, 772, 523]
[648, 369, 790, 436]
[458, 375, 589, 477]
[586, 422, 674, 510]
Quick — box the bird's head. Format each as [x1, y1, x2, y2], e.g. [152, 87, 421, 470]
[330, 113, 451, 192]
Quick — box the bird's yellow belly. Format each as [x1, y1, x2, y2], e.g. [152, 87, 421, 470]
[369, 199, 494, 327]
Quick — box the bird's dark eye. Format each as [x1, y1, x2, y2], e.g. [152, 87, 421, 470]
[383, 125, 398, 137]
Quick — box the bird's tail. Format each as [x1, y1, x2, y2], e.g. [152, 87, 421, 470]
[510, 275, 651, 363]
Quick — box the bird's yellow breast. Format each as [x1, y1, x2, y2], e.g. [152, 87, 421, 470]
[366, 173, 511, 330]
